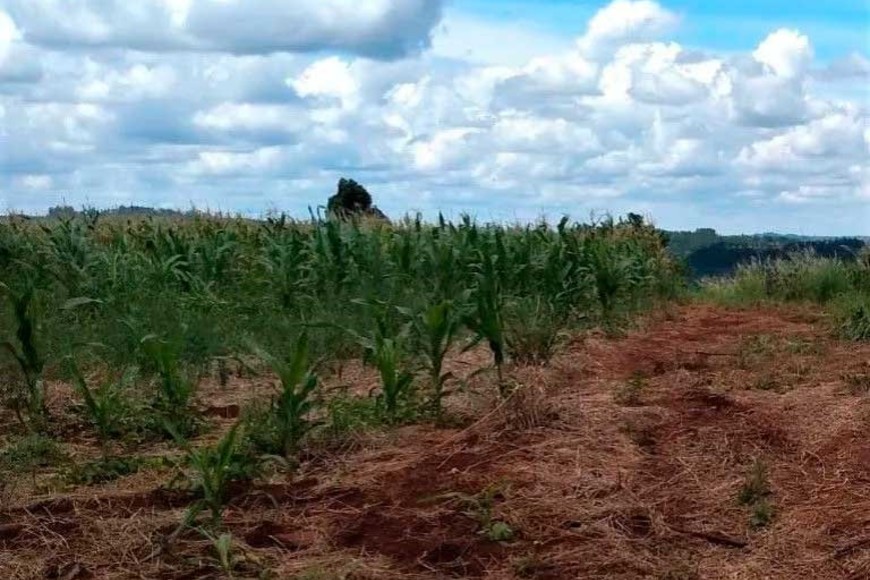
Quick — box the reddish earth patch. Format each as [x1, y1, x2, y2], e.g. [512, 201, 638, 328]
[336, 508, 504, 577]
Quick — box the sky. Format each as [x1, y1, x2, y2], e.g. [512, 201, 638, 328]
[0, 1, 867, 235]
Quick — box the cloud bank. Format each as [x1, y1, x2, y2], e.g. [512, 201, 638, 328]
[0, 0, 867, 234]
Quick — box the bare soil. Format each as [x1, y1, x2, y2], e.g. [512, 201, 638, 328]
[2, 303, 869, 579]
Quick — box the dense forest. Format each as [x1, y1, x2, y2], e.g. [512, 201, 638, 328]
[668, 227, 867, 278]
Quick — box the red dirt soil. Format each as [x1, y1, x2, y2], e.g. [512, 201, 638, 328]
[2, 303, 869, 579]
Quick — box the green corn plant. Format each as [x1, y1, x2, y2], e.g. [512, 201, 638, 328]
[370, 335, 415, 422]
[200, 529, 238, 578]
[407, 300, 463, 421]
[245, 336, 321, 457]
[341, 301, 417, 422]
[140, 335, 197, 439]
[179, 423, 255, 526]
[464, 252, 508, 395]
[66, 358, 134, 447]
[0, 281, 47, 430]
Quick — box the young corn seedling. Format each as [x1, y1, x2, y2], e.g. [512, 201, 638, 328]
[141, 335, 198, 439]
[178, 423, 255, 526]
[245, 335, 321, 458]
[370, 335, 415, 423]
[412, 300, 463, 421]
[344, 302, 417, 422]
[66, 358, 133, 449]
[200, 529, 239, 578]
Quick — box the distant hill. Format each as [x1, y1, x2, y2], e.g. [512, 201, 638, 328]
[665, 228, 867, 278]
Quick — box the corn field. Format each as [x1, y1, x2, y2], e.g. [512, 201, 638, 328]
[0, 212, 680, 434]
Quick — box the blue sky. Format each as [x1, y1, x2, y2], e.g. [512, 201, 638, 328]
[464, 0, 869, 59]
[0, 0, 868, 234]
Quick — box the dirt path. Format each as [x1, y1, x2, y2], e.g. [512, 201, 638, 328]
[2, 304, 869, 579]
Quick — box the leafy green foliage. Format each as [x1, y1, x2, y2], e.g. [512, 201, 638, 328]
[702, 252, 868, 310]
[409, 299, 463, 419]
[245, 336, 321, 457]
[181, 423, 256, 525]
[439, 483, 515, 543]
[840, 299, 870, 341]
[0, 281, 47, 429]
[465, 251, 508, 392]
[0, 433, 65, 472]
[0, 213, 681, 444]
[372, 336, 415, 421]
[67, 360, 137, 444]
[504, 296, 564, 365]
[141, 335, 199, 439]
[65, 456, 146, 485]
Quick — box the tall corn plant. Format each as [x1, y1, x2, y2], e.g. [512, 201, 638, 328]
[0, 281, 47, 430]
[585, 239, 632, 323]
[465, 251, 508, 395]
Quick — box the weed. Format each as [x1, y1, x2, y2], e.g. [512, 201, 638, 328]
[65, 456, 145, 485]
[751, 373, 781, 392]
[0, 433, 65, 472]
[701, 252, 866, 311]
[840, 300, 870, 341]
[321, 394, 380, 444]
[141, 335, 199, 439]
[749, 498, 775, 530]
[440, 483, 515, 543]
[737, 334, 775, 369]
[621, 420, 656, 450]
[737, 459, 771, 506]
[661, 564, 700, 580]
[67, 360, 137, 446]
[842, 371, 870, 395]
[512, 554, 554, 579]
[504, 296, 563, 365]
[738, 459, 775, 530]
[614, 373, 647, 406]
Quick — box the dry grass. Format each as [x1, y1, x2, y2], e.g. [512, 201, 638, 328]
[2, 304, 870, 579]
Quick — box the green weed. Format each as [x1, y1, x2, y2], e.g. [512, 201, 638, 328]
[614, 373, 647, 406]
[0, 433, 65, 472]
